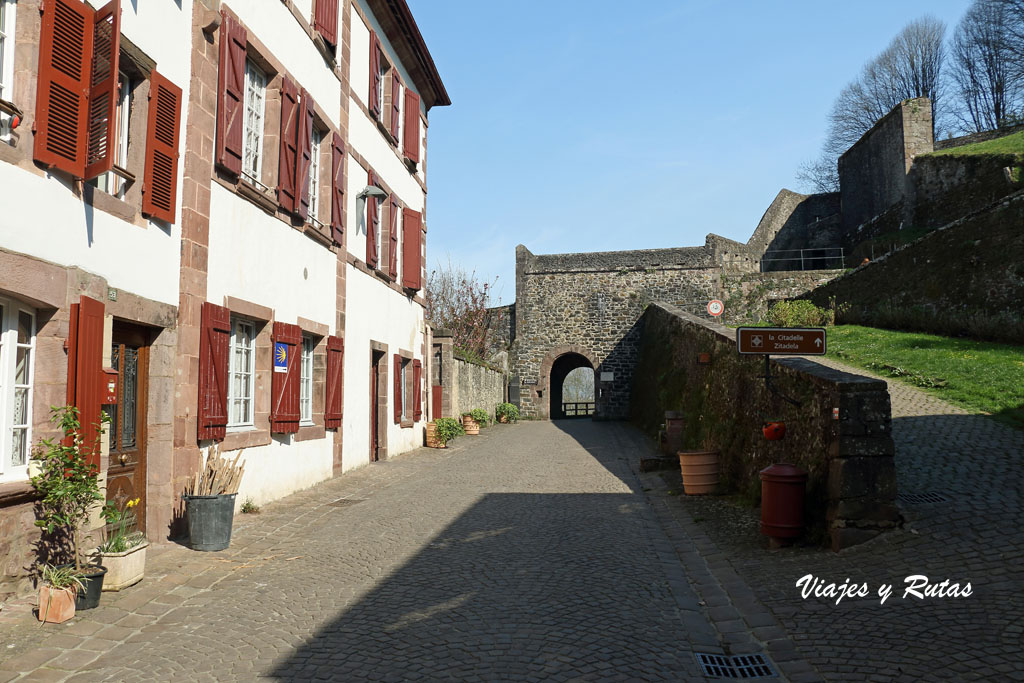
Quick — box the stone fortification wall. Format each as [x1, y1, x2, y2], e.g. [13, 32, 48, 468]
[839, 98, 934, 237]
[452, 357, 506, 419]
[807, 190, 1024, 344]
[906, 153, 1023, 231]
[630, 303, 900, 551]
[721, 270, 844, 324]
[934, 123, 1024, 150]
[513, 244, 718, 420]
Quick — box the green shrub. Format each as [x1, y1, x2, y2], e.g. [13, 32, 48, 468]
[468, 408, 490, 426]
[433, 417, 464, 445]
[495, 403, 519, 423]
[766, 300, 834, 327]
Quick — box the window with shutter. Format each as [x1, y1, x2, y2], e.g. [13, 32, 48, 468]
[392, 354, 402, 424]
[216, 11, 246, 177]
[366, 171, 380, 268]
[390, 71, 401, 142]
[142, 70, 182, 224]
[83, 0, 121, 181]
[330, 133, 345, 245]
[277, 76, 299, 213]
[241, 60, 267, 185]
[388, 194, 399, 279]
[324, 335, 343, 429]
[295, 89, 314, 222]
[402, 208, 421, 290]
[0, 298, 36, 482]
[198, 302, 231, 442]
[270, 322, 302, 434]
[368, 30, 381, 120]
[65, 296, 104, 467]
[34, 0, 94, 177]
[413, 359, 422, 422]
[299, 336, 314, 425]
[403, 89, 420, 164]
[313, 0, 338, 48]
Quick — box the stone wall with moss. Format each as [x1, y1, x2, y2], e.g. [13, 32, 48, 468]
[806, 191, 1024, 343]
[721, 270, 844, 324]
[630, 303, 900, 550]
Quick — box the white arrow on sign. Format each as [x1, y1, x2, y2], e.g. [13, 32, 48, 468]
[815, 338, 822, 348]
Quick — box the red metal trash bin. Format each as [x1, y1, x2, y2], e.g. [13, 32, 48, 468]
[760, 463, 808, 538]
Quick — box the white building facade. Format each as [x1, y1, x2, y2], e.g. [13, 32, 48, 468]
[0, 0, 448, 603]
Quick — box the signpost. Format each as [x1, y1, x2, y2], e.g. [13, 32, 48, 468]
[736, 327, 826, 356]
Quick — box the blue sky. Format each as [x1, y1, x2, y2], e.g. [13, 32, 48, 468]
[408, 0, 972, 305]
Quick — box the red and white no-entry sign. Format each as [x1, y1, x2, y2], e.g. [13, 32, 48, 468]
[707, 300, 724, 317]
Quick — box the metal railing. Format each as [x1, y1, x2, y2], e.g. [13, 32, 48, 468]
[760, 247, 845, 272]
[562, 402, 595, 417]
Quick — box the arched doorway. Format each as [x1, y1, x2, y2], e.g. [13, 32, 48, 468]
[549, 353, 595, 419]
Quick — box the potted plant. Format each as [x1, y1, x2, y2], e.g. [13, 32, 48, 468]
[96, 497, 148, 591]
[495, 403, 519, 424]
[426, 417, 464, 448]
[37, 564, 85, 624]
[31, 406, 109, 611]
[462, 409, 488, 435]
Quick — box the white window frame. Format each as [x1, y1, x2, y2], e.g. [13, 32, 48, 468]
[399, 358, 409, 421]
[374, 197, 383, 263]
[0, 296, 35, 484]
[91, 74, 131, 198]
[299, 336, 314, 425]
[308, 128, 322, 224]
[394, 79, 403, 149]
[227, 317, 255, 429]
[0, 0, 15, 103]
[377, 59, 386, 118]
[242, 59, 267, 186]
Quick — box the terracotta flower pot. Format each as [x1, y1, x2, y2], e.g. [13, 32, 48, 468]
[425, 422, 446, 448]
[763, 422, 786, 441]
[100, 541, 148, 591]
[678, 450, 720, 495]
[462, 415, 480, 435]
[497, 415, 509, 424]
[38, 585, 76, 624]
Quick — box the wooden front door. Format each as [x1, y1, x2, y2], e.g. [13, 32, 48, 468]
[370, 350, 382, 462]
[106, 323, 149, 533]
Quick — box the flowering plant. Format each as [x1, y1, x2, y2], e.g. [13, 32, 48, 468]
[99, 496, 145, 553]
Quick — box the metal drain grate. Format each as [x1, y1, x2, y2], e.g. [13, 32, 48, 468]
[695, 653, 777, 679]
[325, 498, 365, 508]
[897, 492, 949, 504]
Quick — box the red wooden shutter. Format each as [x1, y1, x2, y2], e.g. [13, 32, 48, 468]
[402, 208, 422, 290]
[277, 77, 299, 213]
[366, 171, 379, 268]
[216, 11, 246, 177]
[388, 194, 399, 279]
[368, 30, 381, 119]
[34, 0, 94, 177]
[325, 335, 344, 429]
[83, 0, 121, 181]
[296, 90, 315, 222]
[330, 133, 345, 245]
[393, 354, 402, 424]
[413, 359, 422, 422]
[313, 0, 338, 48]
[198, 302, 231, 441]
[142, 71, 182, 224]
[270, 322, 302, 434]
[403, 89, 420, 163]
[66, 296, 105, 467]
[390, 72, 401, 141]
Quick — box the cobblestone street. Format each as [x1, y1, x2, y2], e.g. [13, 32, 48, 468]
[0, 359, 1021, 682]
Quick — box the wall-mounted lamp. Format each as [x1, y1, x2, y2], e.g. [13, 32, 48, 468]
[357, 185, 387, 201]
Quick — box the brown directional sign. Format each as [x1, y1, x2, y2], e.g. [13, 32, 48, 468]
[736, 327, 827, 355]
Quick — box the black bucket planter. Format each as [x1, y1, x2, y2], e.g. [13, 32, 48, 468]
[74, 565, 107, 610]
[184, 493, 238, 551]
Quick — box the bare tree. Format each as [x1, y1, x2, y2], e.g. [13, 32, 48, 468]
[953, 0, 1024, 131]
[561, 368, 594, 403]
[992, 0, 1024, 77]
[798, 17, 946, 191]
[425, 260, 497, 360]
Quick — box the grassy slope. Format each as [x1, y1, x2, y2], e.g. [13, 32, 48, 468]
[826, 325, 1024, 429]
[929, 129, 1024, 157]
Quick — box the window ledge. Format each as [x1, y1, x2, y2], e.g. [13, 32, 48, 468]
[296, 424, 325, 442]
[237, 178, 278, 215]
[304, 220, 332, 247]
[221, 428, 271, 452]
[0, 480, 38, 508]
[400, 418, 414, 429]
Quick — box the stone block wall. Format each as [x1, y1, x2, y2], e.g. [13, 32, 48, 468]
[452, 358, 506, 419]
[906, 153, 1023, 230]
[630, 303, 900, 550]
[721, 270, 844, 324]
[839, 98, 934, 237]
[806, 190, 1024, 343]
[513, 244, 718, 420]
